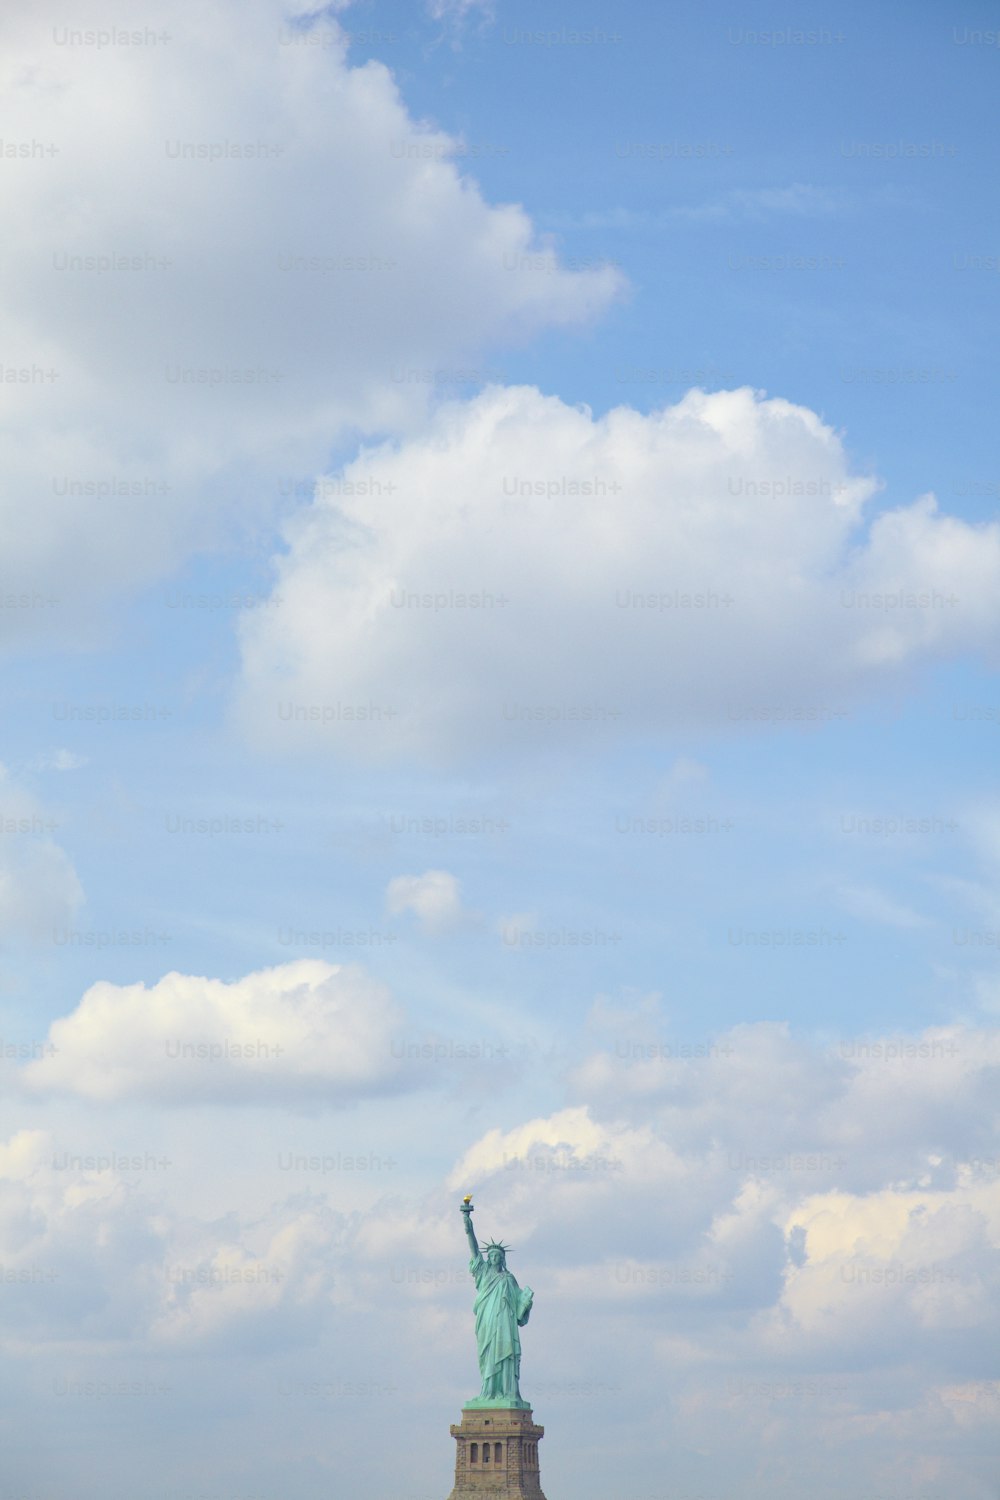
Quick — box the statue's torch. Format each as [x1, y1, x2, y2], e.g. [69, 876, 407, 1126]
[461, 1194, 473, 1215]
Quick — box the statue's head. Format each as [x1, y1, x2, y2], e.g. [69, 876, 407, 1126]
[484, 1239, 509, 1270]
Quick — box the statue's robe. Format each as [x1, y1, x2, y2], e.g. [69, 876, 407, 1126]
[469, 1254, 533, 1400]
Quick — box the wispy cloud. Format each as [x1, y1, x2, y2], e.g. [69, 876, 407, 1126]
[837, 884, 929, 930]
[544, 184, 853, 232]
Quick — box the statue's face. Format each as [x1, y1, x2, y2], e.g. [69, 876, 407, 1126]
[487, 1248, 503, 1269]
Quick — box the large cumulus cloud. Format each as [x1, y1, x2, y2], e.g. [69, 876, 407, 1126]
[19, 958, 405, 1103]
[235, 382, 1000, 761]
[0, 0, 620, 646]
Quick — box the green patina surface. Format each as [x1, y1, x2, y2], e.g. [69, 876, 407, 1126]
[460, 1200, 534, 1409]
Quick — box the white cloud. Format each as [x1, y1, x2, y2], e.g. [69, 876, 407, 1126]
[0, 0, 621, 648]
[0, 1127, 170, 1350]
[495, 909, 536, 944]
[0, 762, 82, 940]
[150, 1203, 342, 1349]
[2, 1015, 999, 1493]
[661, 756, 710, 786]
[448, 1106, 616, 1187]
[0, 1126, 351, 1356]
[20, 959, 405, 1103]
[235, 382, 1000, 761]
[426, 0, 494, 20]
[958, 799, 1000, 871]
[673, 183, 848, 223]
[837, 883, 929, 929]
[441, 1020, 1000, 1377]
[545, 183, 906, 233]
[385, 868, 464, 932]
[30, 748, 88, 772]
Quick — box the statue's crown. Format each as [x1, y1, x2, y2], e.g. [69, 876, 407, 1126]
[483, 1238, 511, 1255]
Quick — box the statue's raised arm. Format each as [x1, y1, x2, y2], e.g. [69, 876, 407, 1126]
[460, 1195, 480, 1260]
[457, 1194, 532, 1410]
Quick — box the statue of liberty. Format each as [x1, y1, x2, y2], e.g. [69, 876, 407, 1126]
[459, 1196, 533, 1409]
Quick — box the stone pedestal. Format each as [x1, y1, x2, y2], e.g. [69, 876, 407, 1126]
[445, 1405, 547, 1499]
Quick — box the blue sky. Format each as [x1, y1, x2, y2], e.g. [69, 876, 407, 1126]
[2, 2, 1000, 1498]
